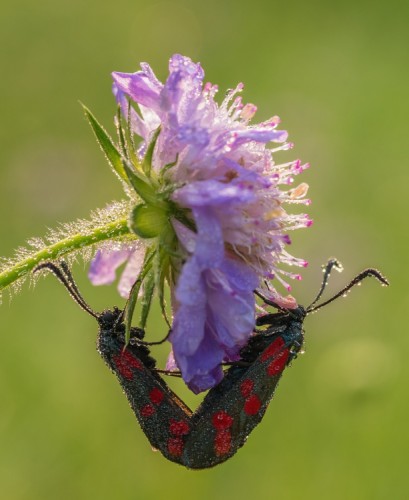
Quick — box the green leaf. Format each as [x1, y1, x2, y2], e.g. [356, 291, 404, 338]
[139, 271, 155, 330]
[81, 104, 128, 183]
[130, 203, 169, 239]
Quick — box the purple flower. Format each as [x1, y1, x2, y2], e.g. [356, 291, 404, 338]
[89, 243, 144, 298]
[89, 55, 311, 392]
[169, 215, 259, 394]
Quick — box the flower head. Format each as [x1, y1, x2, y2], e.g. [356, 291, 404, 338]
[89, 54, 311, 393]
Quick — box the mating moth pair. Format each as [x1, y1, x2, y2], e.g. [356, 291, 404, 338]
[34, 260, 387, 469]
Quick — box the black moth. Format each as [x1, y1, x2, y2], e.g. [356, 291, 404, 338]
[34, 259, 388, 469]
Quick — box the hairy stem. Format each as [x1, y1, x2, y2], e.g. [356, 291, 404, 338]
[0, 218, 131, 291]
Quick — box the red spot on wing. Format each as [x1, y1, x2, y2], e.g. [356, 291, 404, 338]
[149, 387, 164, 405]
[243, 394, 262, 415]
[168, 420, 190, 457]
[121, 350, 143, 370]
[266, 349, 290, 376]
[168, 437, 184, 457]
[212, 411, 234, 430]
[169, 419, 190, 436]
[140, 404, 156, 417]
[240, 379, 254, 397]
[260, 337, 286, 362]
[214, 430, 232, 456]
[212, 411, 234, 455]
[113, 354, 133, 380]
[113, 350, 143, 380]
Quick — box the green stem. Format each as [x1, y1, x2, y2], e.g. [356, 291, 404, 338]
[0, 218, 131, 291]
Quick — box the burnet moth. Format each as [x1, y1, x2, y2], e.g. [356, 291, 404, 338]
[34, 259, 388, 469]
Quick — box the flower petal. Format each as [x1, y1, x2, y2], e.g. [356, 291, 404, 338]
[88, 248, 133, 285]
[171, 219, 196, 253]
[171, 255, 257, 393]
[219, 257, 260, 292]
[206, 266, 256, 348]
[192, 208, 224, 269]
[174, 257, 206, 308]
[117, 247, 146, 298]
[165, 349, 178, 372]
[171, 317, 225, 394]
[232, 127, 288, 145]
[112, 68, 162, 113]
[113, 84, 149, 139]
[171, 301, 206, 358]
[173, 179, 255, 208]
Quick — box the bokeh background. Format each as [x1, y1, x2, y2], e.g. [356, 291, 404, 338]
[0, 0, 407, 499]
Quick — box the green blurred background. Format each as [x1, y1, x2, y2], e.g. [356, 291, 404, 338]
[0, 0, 407, 498]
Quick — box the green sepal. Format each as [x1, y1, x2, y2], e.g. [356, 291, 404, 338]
[142, 127, 161, 178]
[123, 247, 155, 344]
[159, 154, 178, 183]
[124, 100, 140, 167]
[154, 247, 171, 327]
[115, 106, 127, 157]
[139, 271, 155, 330]
[123, 279, 142, 346]
[154, 225, 178, 326]
[130, 203, 169, 239]
[122, 160, 158, 205]
[82, 104, 128, 183]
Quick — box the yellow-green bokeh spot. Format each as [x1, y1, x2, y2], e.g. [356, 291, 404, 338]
[130, 203, 170, 239]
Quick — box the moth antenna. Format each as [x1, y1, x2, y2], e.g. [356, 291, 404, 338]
[307, 268, 389, 313]
[307, 258, 343, 310]
[57, 262, 100, 319]
[59, 261, 86, 304]
[34, 262, 99, 319]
